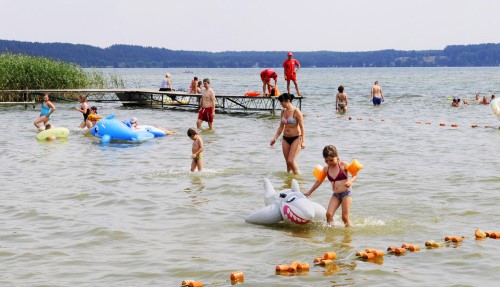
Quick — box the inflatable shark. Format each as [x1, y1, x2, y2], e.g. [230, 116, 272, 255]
[90, 115, 155, 143]
[245, 178, 327, 225]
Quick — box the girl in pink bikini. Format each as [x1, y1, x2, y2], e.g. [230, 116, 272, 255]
[304, 145, 358, 227]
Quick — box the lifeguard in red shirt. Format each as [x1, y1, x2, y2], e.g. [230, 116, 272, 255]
[283, 52, 301, 96]
[260, 69, 278, 96]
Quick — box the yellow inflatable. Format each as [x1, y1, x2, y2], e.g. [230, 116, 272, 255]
[36, 127, 70, 141]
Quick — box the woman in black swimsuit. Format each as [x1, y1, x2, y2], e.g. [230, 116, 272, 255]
[270, 93, 305, 174]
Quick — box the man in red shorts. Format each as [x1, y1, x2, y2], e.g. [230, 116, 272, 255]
[260, 69, 278, 96]
[283, 52, 301, 96]
[196, 78, 216, 129]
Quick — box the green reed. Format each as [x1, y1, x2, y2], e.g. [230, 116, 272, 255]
[0, 53, 125, 89]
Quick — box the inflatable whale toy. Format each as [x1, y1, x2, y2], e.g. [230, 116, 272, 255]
[90, 115, 155, 143]
[245, 178, 327, 225]
[490, 98, 500, 121]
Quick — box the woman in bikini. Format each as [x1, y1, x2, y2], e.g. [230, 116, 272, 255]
[270, 93, 305, 174]
[304, 145, 358, 227]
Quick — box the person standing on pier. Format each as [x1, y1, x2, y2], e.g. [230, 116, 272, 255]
[34, 93, 56, 130]
[260, 69, 278, 96]
[196, 78, 216, 130]
[283, 52, 301, 97]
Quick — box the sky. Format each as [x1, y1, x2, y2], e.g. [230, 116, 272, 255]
[2, 0, 500, 53]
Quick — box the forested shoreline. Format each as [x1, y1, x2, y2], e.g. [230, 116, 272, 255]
[1, 39, 500, 68]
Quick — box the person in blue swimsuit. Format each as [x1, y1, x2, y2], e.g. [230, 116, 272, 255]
[304, 145, 358, 227]
[270, 93, 305, 174]
[34, 93, 56, 130]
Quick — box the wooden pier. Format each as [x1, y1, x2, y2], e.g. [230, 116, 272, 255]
[0, 89, 304, 114]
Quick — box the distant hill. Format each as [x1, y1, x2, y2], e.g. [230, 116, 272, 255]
[1, 39, 500, 68]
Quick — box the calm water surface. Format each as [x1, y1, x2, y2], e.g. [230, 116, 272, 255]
[1, 68, 499, 286]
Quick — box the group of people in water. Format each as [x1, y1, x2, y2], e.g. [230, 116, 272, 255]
[451, 94, 495, 107]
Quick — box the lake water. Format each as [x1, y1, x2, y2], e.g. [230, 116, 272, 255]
[1, 67, 499, 286]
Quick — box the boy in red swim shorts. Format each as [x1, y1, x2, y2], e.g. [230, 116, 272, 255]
[283, 52, 301, 96]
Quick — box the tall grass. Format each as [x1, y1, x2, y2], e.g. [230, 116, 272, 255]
[0, 53, 125, 89]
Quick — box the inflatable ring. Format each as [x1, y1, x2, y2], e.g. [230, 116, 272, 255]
[245, 91, 261, 97]
[490, 98, 500, 121]
[36, 127, 69, 140]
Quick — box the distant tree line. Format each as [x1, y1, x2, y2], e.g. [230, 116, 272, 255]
[1, 39, 500, 68]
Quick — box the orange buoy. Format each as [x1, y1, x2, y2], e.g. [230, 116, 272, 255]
[323, 251, 337, 260]
[372, 250, 384, 256]
[244, 91, 261, 97]
[395, 248, 406, 255]
[408, 245, 421, 252]
[451, 124, 458, 127]
[363, 253, 375, 260]
[431, 242, 443, 248]
[452, 237, 463, 242]
[444, 236, 456, 242]
[401, 243, 411, 248]
[182, 280, 194, 286]
[230, 271, 244, 281]
[415, 121, 421, 124]
[320, 259, 333, 266]
[439, 123, 446, 126]
[348, 116, 352, 120]
[364, 248, 376, 254]
[425, 240, 436, 246]
[297, 263, 310, 271]
[475, 228, 487, 239]
[313, 257, 323, 263]
[387, 246, 398, 252]
[425, 122, 432, 125]
[355, 251, 367, 257]
[189, 281, 203, 287]
[471, 124, 478, 128]
[275, 264, 289, 272]
[490, 232, 500, 239]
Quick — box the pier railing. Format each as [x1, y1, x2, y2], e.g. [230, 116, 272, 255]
[0, 89, 304, 114]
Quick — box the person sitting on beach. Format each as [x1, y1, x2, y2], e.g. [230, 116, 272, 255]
[196, 80, 202, 94]
[370, 80, 384, 105]
[160, 73, 174, 91]
[87, 106, 102, 127]
[336, 85, 348, 114]
[480, 96, 490, 105]
[34, 93, 56, 130]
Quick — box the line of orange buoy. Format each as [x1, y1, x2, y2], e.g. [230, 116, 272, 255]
[333, 115, 499, 129]
[180, 228, 499, 285]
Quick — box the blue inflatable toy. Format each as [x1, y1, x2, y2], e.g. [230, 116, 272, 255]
[136, 125, 166, 137]
[90, 115, 155, 143]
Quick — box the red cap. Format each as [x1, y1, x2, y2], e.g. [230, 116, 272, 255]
[287, 52, 293, 56]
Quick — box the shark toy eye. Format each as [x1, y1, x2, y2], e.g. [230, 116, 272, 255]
[287, 195, 297, 203]
[279, 193, 286, 198]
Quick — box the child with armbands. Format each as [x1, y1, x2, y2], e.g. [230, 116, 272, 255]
[304, 145, 361, 227]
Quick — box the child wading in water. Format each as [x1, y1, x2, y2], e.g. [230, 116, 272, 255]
[187, 128, 204, 172]
[304, 145, 358, 227]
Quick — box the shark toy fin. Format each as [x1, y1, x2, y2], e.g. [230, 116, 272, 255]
[263, 178, 277, 206]
[291, 179, 300, 193]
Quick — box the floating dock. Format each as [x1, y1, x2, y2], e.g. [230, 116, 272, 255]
[0, 89, 303, 114]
